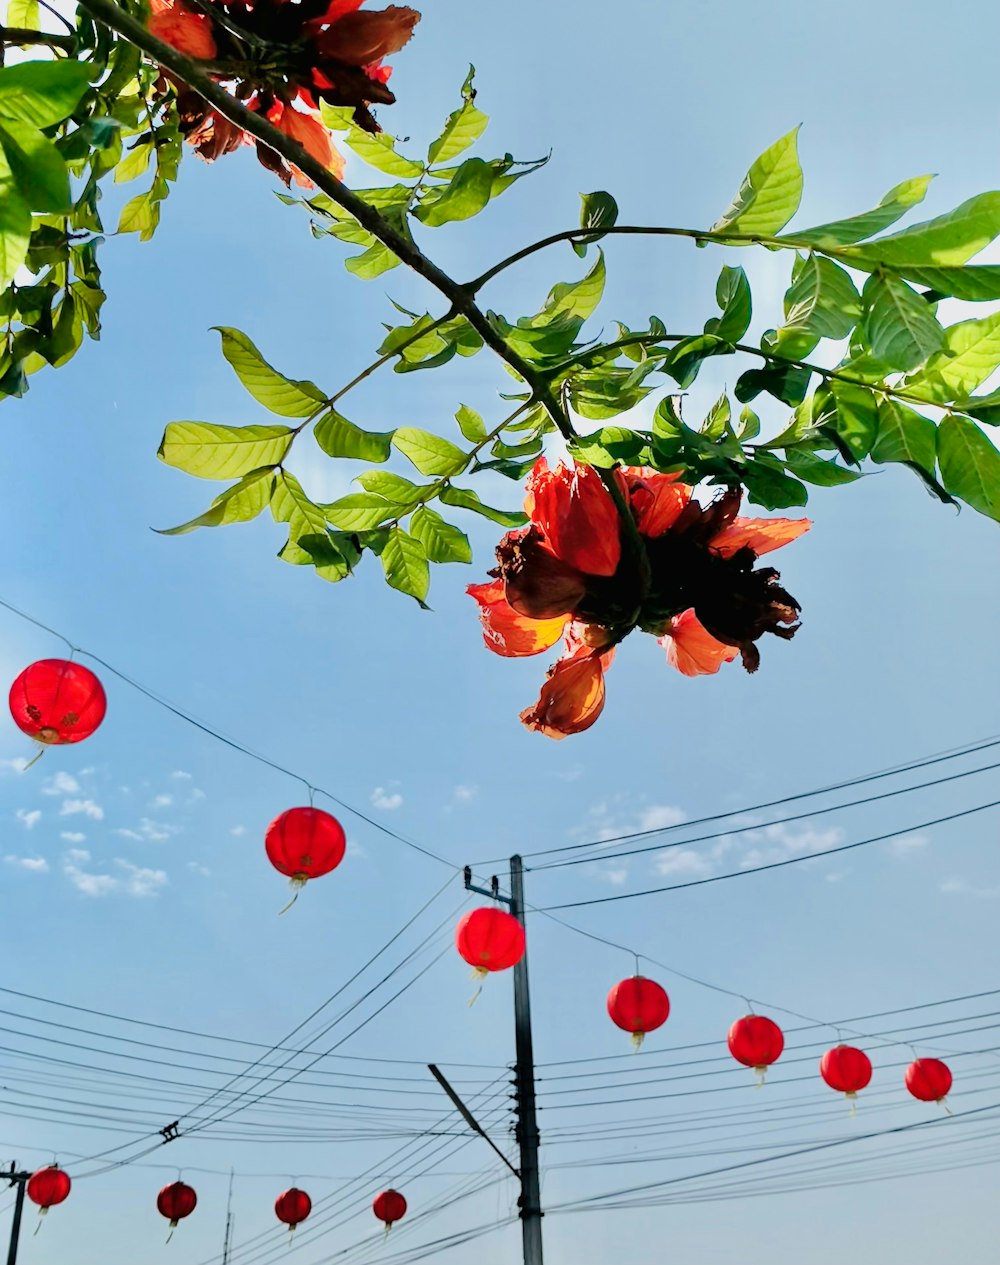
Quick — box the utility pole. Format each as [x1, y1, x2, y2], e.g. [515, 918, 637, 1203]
[461, 856, 544, 1265]
[4, 1167, 29, 1265]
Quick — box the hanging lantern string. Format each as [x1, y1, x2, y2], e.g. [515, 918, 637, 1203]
[0, 595, 456, 871]
[531, 903, 962, 1062]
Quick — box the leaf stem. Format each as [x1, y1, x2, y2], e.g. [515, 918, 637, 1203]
[0, 24, 76, 52]
[73, 0, 574, 441]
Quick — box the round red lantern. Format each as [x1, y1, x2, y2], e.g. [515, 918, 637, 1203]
[606, 976, 670, 1049]
[905, 1057, 953, 1104]
[9, 660, 106, 746]
[157, 1181, 197, 1230]
[373, 1189, 407, 1230]
[265, 807, 347, 899]
[820, 1044, 872, 1100]
[455, 908, 525, 976]
[26, 1165, 70, 1215]
[727, 1014, 785, 1083]
[275, 1187, 312, 1231]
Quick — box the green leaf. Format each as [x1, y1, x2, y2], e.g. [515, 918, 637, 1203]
[410, 505, 472, 563]
[155, 468, 275, 535]
[738, 405, 761, 440]
[7, 0, 40, 32]
[574, 190, 619, 254]
[0, 178, 29, 290]
[214, 327, 326, 418]
[393, 428, 468, 476]
[439, 485, 528, 527]
[710, 127, 803, 238]
[114, 141, 153, 185]
[661, 334, 730, 388]
[455, 404, 487, 443]
[784, 447, 862, 486]
[316, 108, 424, 176]
[840, 192, 1000, 268]
[878, 265, 1000, 303]
[322, 492, 401, 531]
[781, 175, 934, 248]
[871, 399, 938, 479]
[0, 61, 90, 129]
[828, 381, 879, 462]
[344, 240, 400, 278]
[414, 157, 494, 226]
[570, 426, 647, 467]
[742, 456, 809, 509]
[903, 310, 1000, 405]
[116, 190, 160, 239]
[537, 251, 606, 324]
[381, 527, 430, 605]
[937, 415, 1000, 520]
[783, 255, 861, 340]
[428, 67, 488, 165]
[701, 392, 732, 439]
[158, 422, 293, 480]
[270, 470, 327, 553]
[735, 363, 811, 406]
[704, 265, 752, 342]
[314, 411, 393, 463]
[355, 470, 428, 506]
[862, 272, 945, 372]
[0, 122, 69, 212]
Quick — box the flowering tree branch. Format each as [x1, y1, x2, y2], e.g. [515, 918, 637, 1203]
[0, 25, 76, 52]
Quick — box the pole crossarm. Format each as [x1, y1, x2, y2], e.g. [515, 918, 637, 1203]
[427, 1064, 520, 1178]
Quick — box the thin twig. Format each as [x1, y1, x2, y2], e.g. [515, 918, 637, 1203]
[0, 24, 75, 52]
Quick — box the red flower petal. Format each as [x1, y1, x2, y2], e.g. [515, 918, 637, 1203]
[524, 458, 621, 577]
[148, 0, 217, 59]
[711, 517, 812, 558]
[314, 6, 420, 64]
[619, 467, 692, 537]
[467, 580, 566, 658]
[270, 104, 346, 185]
[520, 649, 608, 740]
[659, 609, 739, 677]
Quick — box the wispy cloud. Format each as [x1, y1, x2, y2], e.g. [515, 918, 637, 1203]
[171, 771, 193, 781]
[151, 794, 173, 810]
[5, 855, 48, 873]
[737, 822, 844, 869]
[187, 862, 211, 878]
[62, 850, 168, 897]
[42, 771, 79, 796]
[114, 818, 176, 844]
[371, 786, 403, 811]
[60, 798, 104, 821]
[0, 757, 28, 774]
[231, 825, 247, 837]
[575, 800, 687, 847]
[602, 868, 629, 886]
[15, 809, 41, 830]
[940, 877, 1000, 899]
[654, 848, 722, 879]
[453, 785, 479, 803]
[60, 831, 86, 844]
[888, 833, 929, 858]
[116, 860, 168, 897]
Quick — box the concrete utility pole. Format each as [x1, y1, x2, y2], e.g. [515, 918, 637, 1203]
[4, 1167, 29, 1265]
[457, 857, 544, 1265]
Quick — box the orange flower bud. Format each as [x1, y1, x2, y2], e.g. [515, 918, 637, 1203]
[519, 650, 607, 740]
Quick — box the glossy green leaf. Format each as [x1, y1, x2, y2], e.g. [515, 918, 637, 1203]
[381, 527, 430, 605]
[327, 117, 423, 177]
[781, 175, 934, 248]
[322, 492, 401, 531]
[158, 422, 293, 480]
[345, 241, 400, 278]
[883, 265, 1000, 302]
[392, 428, 468, 477]
[537, 252, 606, 324]
[710, 127, 802, 238]
[0, 176, 29, 290]
[738, 405, 761, 440]
[785, 255, 861, 338]
[439, 485, 528, 526]
[410, 505, 472, 563]
[841, 192, 1000, 268]
[704, 265, 752, 342]
[937, 414, 1000, 520]
[784, 447, 862, 485]
[871, 398, 938, 478]
[828, 381, 879, 461]
[0, 61, 90, 129]
[155, 468, 275, 535]
[7, 0, 40, 31]
[414, 157, 494, 226]
[116, 190, 160, 240]
[428, 67, 488, 165]
[455, 404, 487, 443]
[0, 122, 69, 212]
[314, 411, 393, 463]
[956, 389, 1000, 427]
[215, 327, 326, 418]
[862, 272, 945, 372]
[903, 310, 1000, 404]
[114, 141, 153, 184]
[270, 468, 327, 531]
[574, 190, 619, 255]
[661, 334, 730, 388]
[355, 470, 427, 507]
[742, 456, 809, 509]
[735, 363, 811, 406]
[701, 393, 732, 439]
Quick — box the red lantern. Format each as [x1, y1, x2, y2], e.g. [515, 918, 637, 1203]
[265, 807, 346, 899]
[26, 1166, 70, 1215]
[275, 1187, 312, 1231]
[157, 1181, 197, 1230]
[905, 1057, 953, 1104]
[727, 1015, 785, 1083]
[820, 1045, 872, 1100]
[372, 1189, 407, 1230]
[456, 908, 525, 975]
[606, 976, 670, 1049]
[9, 660, 106, 746]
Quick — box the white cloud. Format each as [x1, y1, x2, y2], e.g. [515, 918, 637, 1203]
[0, 757, 28, 774]
[171, 771, 193, 781]
[65, 868, 117, 897]
[371, 787, 403, 811]
[61, 850, 167, 897]
[5, 855, 49, 873]
[888, 834, 929, 857]
[114, 818, 176, 844]
[230, 825, 247, 837]
[453, 785, 479, 803]
[151, 794, 173, 809]
[654, 848, 720, 879]
[15, 809, 41, 830]
[189, 788, 206, 802]
[574, 800, 687, 847]
[187, 862, 211, 878]
[638, 805, 687, 832]
[60, 798, 104, 821]
[940, 877, 1000, 899]
[65, 848, 90, 864]
[60, 831, 86, 844]
[116, 860, 168, 897]
[737, 822, 844, 869]
[602, 868, 629, 886]
[114, 829, 144, 842]
[42, 771, 79, 797]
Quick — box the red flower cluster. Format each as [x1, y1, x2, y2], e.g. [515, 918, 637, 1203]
[468, 460, 810, 739]
[146, 0, 420, 185]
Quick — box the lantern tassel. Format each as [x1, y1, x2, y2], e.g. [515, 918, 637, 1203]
[630, 1031, 645, 1052]
[278, 876, 308, 916]
[940, 1097, 953, 1117]
[22, 743, 47, 772]
[33, 1209, 48, 1237]
[467, 966, 488, 1007]
[754, 1065, 767, 1089]
[166, 1219, 178, 1244]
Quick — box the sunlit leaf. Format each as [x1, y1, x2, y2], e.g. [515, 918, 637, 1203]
[428, 66, 488, 165]
[414, 157, 494, 226]
[937, 414, 1000, 520]
[782, 175, 934, 247]
[392, 428, 469, 476]
[381, 527, 430, 605]
[710, 127, 803, 238]
[871, 398, 938, 481]
[439, 484, 528, 526]
[322, 492, 402, 531]
[0, 61, 91, 129]
[0, 122, 70, 212]
[214, 327, 326, 418]
[410, 505, 472, 563]
[903, 310, 1000, 404]
[862, 272, 945, 372]
[574, 190, 619, 255]
[841, 192, 1000, 268]
[155, 468, 276, 535]
[455, 404, 487, 443]
[314, 411, 393, 462]
[158, 422, 293, 480]
[704, 265, 752, 342]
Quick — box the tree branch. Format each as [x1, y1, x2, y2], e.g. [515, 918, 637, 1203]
[73, 0, 574, 441]
[0, 25, 76, 52]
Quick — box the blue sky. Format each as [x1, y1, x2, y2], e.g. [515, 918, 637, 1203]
[1, 0, 1000, 1262]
